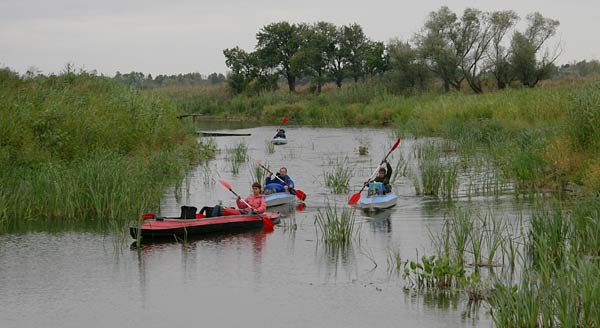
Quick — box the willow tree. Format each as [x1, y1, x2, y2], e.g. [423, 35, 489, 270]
[510, 12, 560, 87]
[255, 22, 305, 92]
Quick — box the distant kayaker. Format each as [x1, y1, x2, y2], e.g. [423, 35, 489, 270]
[264, 167, 295, 194]
[274, 128, 286, 139]
[366, 160, 392, 194]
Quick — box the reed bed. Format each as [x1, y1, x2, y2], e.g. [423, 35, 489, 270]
[413, 141, 459, 199]
[323, 156, 353, 194]
[225, 141, 248, 175]
[314, 204, 357, 245]
[249, 161, 266, 189]
[265, 140, 275, 154]
[0, 70, 216, 234]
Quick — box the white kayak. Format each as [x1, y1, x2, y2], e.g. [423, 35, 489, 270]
[354, 193, 398, 210]
[264, 192, 296, 207]
[271, 137, 287, 145]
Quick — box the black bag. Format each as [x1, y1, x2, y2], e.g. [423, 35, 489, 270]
[210, 205, 224, 217]
[180, 206, 197, 220]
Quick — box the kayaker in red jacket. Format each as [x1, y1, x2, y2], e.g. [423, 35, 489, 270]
[235, 182, 267, 214]
[202, 182, 266, 217]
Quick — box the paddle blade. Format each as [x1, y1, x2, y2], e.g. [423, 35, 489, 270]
[348, 192, 362, 205]
[391, 138, 401, 152]
[294, 189, 307, 201]
[282, 117, 288, 125]
[262, 217, 275, 231]
[296, 203, 306, 212]
[219, 179, 232, 190]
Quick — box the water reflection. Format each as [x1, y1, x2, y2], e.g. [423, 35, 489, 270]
[362, 208, 393, 233]
[315, 241, 359, 281]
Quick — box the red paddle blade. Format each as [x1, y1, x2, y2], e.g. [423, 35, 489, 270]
[262, 217, 275, 231]
[390, 138, 401, 152]
[282, 117, 288, 124]
[295, 189, 307, 201]
[348, 192, 361, 205]
[296, 203, 306, 212]
[219, 179, 232, 190]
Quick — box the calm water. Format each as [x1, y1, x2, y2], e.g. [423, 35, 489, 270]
[0, 124, 534, 327]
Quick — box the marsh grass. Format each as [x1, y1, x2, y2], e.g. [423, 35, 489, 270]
[249, 161, 266, 188]
[356, 134, 370, 156]
[314, 204, 357, 245]
[226, 141, 248, 175]
[324, 156, 353, 194]
[265, 140, 275, 154]
[414, 141, 459, 199]
[387, 247, 403, 273]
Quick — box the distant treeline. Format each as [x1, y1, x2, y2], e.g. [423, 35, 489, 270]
[220, 6, 594, 95]
[113, 71, 226, 89]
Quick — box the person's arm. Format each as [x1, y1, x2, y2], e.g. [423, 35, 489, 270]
[385, 161, 392, 180]
[236, 197, 248, 210]
[286, 176, 294, 189]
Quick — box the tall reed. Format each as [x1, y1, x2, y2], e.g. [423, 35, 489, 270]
[226, 141, 248, 175]
[314, 205, 357, 245]
[324, 156, 353, 194]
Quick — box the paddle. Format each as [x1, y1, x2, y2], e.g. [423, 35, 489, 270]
[256, 160, 307, 201]
[273, 116, 288, 139]
[348, 138, 401, 205]
[218, 179, 274, 231]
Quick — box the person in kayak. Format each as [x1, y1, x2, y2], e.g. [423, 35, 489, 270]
[264, 167, 295, 194]
[235, 182, 267, 214]
[366, 160, 392, 194]
[274, 128, 286, 139]
[201, 182, 266, 217]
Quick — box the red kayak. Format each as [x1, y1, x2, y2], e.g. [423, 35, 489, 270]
[130, 212, 280, 239]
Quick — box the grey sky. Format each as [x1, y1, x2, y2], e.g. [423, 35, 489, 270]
[1, 0, 597, 77]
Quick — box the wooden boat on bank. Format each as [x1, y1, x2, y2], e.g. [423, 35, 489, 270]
[130, 212, 280, 239]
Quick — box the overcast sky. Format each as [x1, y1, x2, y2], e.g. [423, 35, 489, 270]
[1, 0, 597, 77]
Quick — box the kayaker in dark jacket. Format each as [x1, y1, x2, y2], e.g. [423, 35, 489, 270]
[274, 128, 286, 139]
[265, 167, 295, 194]
[367, 160, 392, 194]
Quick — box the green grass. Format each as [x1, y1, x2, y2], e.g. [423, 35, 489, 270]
[324, 156, 353, 194]
[314, 205, 357, 245]
[0, 69, 216, 234]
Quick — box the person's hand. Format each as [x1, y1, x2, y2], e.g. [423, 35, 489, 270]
[268, 172, 272, 177]
[237, 196, 241, 200]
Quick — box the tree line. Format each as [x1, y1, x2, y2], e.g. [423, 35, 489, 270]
[113, 71, 226, 89]
[223, 6, 564, 95]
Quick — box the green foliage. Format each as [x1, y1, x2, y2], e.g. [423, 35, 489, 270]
[323, 156, 353, 193]
[402, 254, 465, 289]
[0, 70, 213, 233]
[567, 80, 600, 152]
[314, 204, 357, 245]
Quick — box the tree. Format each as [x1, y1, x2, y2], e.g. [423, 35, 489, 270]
[414, 6, 463, 92]
[340, 23, 369, 83]
[456, 8, 494, 94]
[256, 22, 305, 92]
[223, 46, 255, 94]
[363, 40, 388, 78]
[329, 25, 348, 88]
[385, 39, 431, 94]
[510, 12, 560, 87]
[487, 10, 519, 89]
[296, 22, 338, 94]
